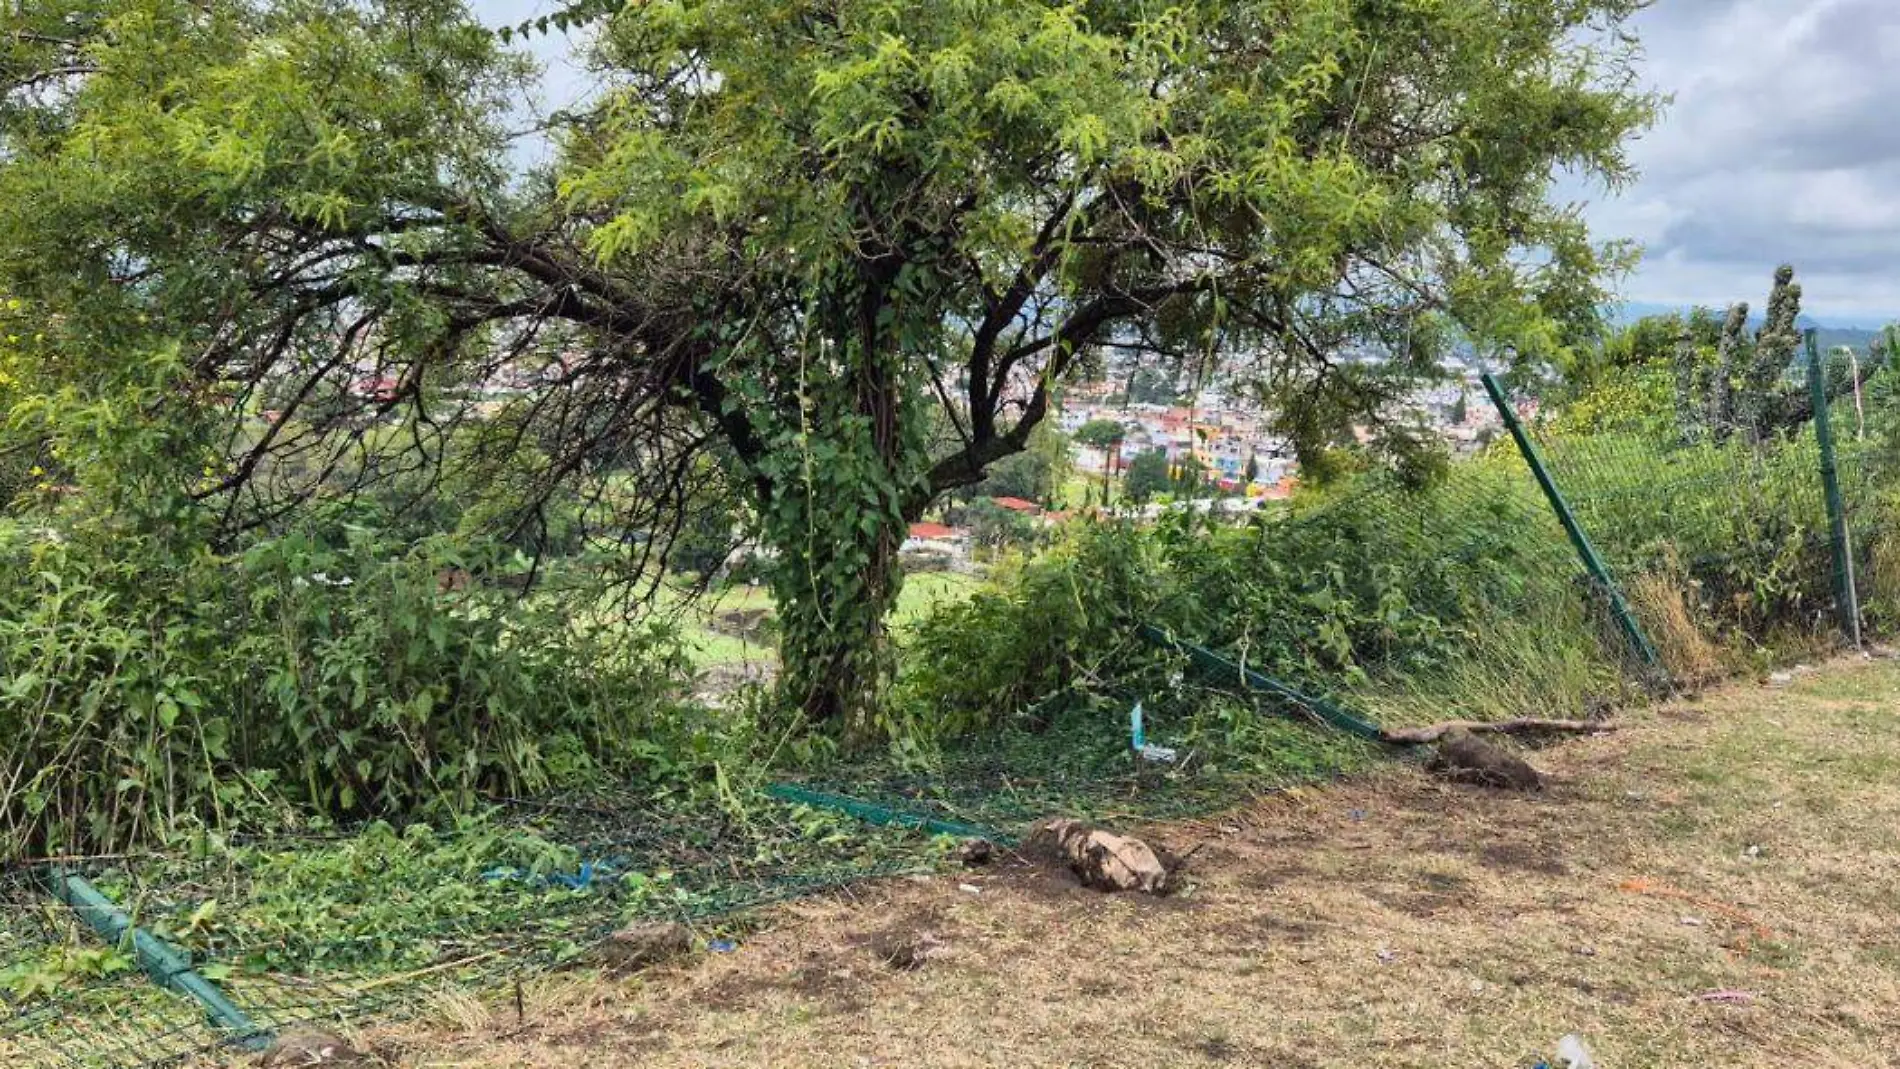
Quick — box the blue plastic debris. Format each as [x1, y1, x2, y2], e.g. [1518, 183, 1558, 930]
[707, 939, 737, 954]
[1130, 702, 1178, 763]
[481, 859, 618, 891]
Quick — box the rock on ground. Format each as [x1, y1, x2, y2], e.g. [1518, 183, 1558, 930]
[1021, 819, 1179, 893]
[870, 931, 950, 971]
[258, 1028, 366, 1067]
[955, 838, 995, 866]
[591, 921, 693, 974]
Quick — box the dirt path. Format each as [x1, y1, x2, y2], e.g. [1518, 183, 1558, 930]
[371, 658, 1900, 1068]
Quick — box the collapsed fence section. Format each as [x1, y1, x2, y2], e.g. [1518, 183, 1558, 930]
[0, 797, 945, 1069]
[5, 338, 1894, 1069]
[787, 442, 1651, 838]
[1272, 449, 1649, 719]
[1518, 339, 1886, 683]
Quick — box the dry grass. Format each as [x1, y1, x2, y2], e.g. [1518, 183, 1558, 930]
[352, 657, 1900, 1068]
[1627, 565, 1729, 686]
[1864, 525, 1900, 622]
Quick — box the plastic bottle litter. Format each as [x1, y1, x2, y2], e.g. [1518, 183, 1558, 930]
[1130, 702, 1178, 764]
[1555, 1034, 1596, 1069]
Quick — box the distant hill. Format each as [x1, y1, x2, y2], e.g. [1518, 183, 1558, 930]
[1810, 326, 1886, 355]
[1607, 302, 1892, 354]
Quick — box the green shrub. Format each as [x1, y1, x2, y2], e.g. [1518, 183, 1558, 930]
[897, 457, 1620, 740]
[896, 521, 1159, 741]
[0, 520, 700, 860]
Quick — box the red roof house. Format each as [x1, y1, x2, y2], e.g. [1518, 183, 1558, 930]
[1260, 476, 1300, 501]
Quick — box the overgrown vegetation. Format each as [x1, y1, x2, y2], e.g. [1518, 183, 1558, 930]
[899, 457, 1624, 738]
[896, 269, 1900, 750]
[5, 13, 1900, 1061]
[0, 515, 708, 859]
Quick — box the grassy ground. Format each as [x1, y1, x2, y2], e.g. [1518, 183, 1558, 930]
[347, 654, 1900, 1068]
[664, 572, 980, 668]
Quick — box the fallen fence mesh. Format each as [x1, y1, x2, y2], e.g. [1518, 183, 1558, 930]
[0, 799, 942, 1068]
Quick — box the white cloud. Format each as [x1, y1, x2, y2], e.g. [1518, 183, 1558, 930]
[473, 0, 600, 166]
[1581, 0, 1900, 324]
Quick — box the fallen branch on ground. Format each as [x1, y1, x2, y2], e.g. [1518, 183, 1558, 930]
[1381, 718, 1617, 745]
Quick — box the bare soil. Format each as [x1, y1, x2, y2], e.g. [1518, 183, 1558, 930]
[357, 656, 1900, 1068]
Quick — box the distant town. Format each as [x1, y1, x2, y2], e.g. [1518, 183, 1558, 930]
[902, 360, 1518, 564]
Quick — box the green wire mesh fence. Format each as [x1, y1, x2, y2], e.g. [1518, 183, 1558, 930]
[1529, 392, 1886, 678]
[4, 349, 1890, 1069]
[1, 798, 945, 1068]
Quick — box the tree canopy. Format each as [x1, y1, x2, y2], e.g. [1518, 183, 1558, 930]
[1, 0, 1657, 728]
[1073, 419, 1127, 451]
[1122, 449, 1171, 505]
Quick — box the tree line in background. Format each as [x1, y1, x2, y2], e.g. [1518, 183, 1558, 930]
[1557, 265, 1893, 440]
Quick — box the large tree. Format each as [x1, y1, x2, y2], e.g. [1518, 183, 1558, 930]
[0, 0, 1655, 728]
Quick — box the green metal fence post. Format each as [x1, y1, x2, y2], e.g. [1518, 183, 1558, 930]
[1805, 330, 1862, 647]
[1479, 373, 1667, 685]
[43, 867, 273, 1051]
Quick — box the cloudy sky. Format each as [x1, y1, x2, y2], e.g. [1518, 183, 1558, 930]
[474, 0, 1900, 326]
[1578, 0, 1900, 326]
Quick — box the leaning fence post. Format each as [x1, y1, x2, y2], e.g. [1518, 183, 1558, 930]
[1805, 330, 1862, 647]
[1479, 373, 1667, 685]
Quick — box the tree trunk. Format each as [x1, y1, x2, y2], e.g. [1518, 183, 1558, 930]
[756, 297, 914, 732]
[772, 518, 902, 729]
